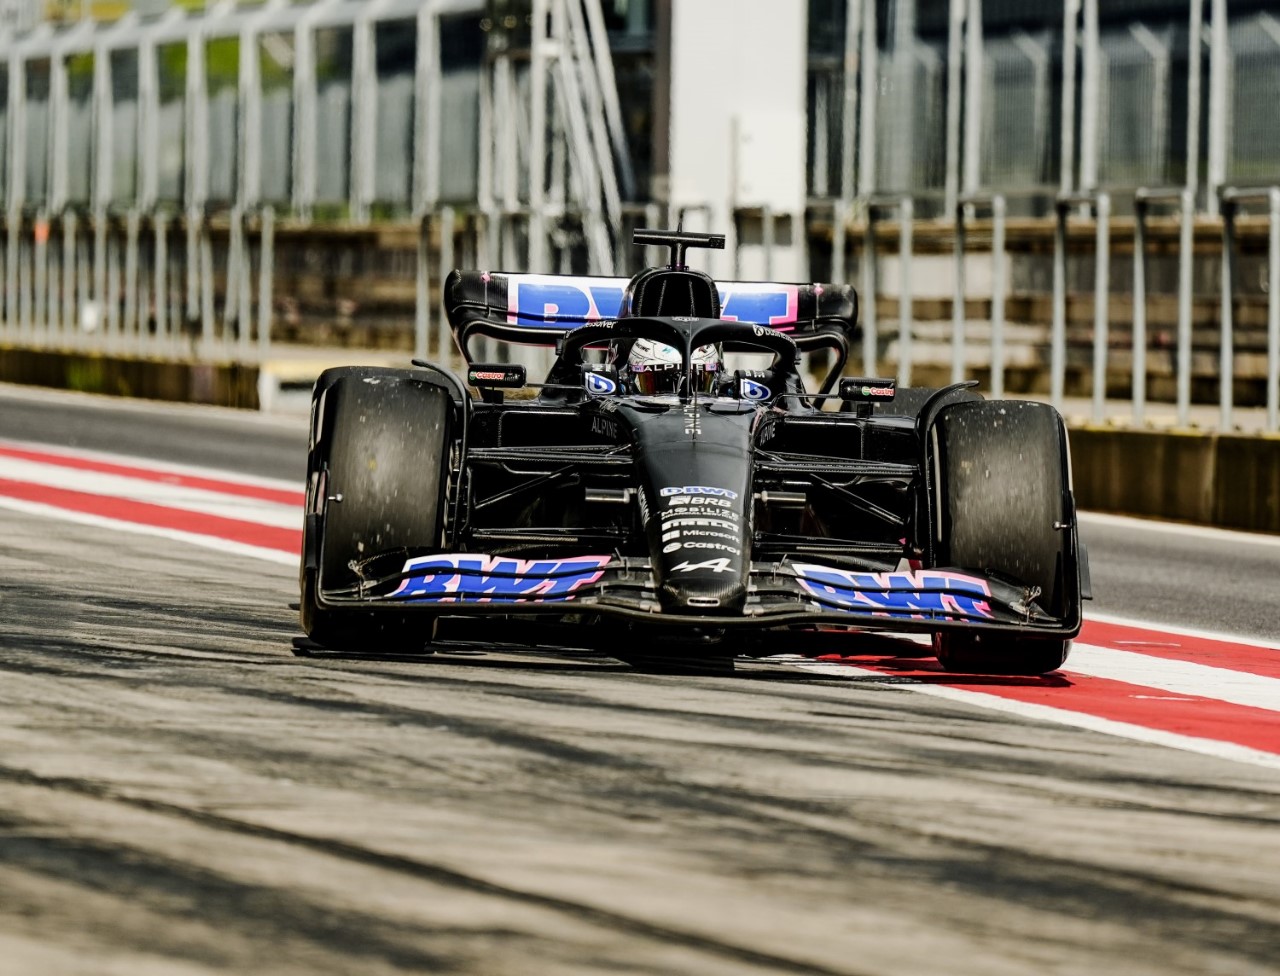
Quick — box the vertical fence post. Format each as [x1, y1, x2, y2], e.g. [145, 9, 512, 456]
[991, 194, 1007, 399]
[1091, 191, 1111, 423]
[258, 206, 274, 361]
[34, 214, 48, 338]
[897, 196, 913, 386]
[861, 209, 877, 374]
[1218, 198, 1234, 430]
[62, 211, 77, 341]
[6, 218, 18, 334]
[238, 211, 253, 358]
[1176, 187, 1194, 425]
[951, 200, 966, 384]
[125, 210, 140, 342]
[200, 213, 215, 353]
[1051, 199, 1067, 410]
[154, 213, 168, 346]
[1060, 0, 1080, 196]
[1269, 188, 1280, 433]
[1132, 197, 1148, 426]
[106, 221, 121, 341]
[438, 205, 456, 368]
[19, 222, 32, 340]
[416, 212, 430, 362]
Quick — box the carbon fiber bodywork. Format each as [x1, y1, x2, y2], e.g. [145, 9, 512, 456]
[306, 260, 1086, 650]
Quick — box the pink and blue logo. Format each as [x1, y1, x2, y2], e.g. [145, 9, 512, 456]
[392, 553, 611, 603]
[794, 564, 994, 621]
[506, 275, 801, 330]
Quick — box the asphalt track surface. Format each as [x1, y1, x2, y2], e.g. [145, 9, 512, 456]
[0, 384, 1277, 975]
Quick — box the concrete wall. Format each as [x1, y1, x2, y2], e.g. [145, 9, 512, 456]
[1070, 427, 1280, 532]
[0, 347, 260, 409]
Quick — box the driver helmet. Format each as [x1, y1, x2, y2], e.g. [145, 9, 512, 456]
[627, 339, 721, 395]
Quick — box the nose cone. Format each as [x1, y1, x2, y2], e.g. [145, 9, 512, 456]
[630, 409, 755, 616]
[657, 554, 749, 613]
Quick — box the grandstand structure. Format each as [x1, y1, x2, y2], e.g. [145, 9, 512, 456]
[0, 0, 1277, 430]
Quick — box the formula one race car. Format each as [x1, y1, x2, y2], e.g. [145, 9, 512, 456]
[300, 229, 1088, 674]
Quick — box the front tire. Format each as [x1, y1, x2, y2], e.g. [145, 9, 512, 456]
[301, 367, 454, 653]
[929, 400, 1077, 675]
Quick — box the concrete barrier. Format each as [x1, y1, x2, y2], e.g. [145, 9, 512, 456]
[3, 344, 1279, 534]
[1070, 426, 1280, 533]
[0, 346, 260, 409]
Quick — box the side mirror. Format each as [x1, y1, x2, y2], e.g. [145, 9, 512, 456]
[468, 364, 527, 389]
[839, 377, 897, 403]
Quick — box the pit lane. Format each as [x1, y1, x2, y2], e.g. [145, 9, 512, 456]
[0, 384, 1276, 976]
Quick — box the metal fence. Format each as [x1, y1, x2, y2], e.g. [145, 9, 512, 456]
[1, 0, 1280, 433]
[807, 0, 1280, 432]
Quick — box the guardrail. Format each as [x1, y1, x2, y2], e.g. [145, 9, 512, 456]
[0, 206, 275, 364]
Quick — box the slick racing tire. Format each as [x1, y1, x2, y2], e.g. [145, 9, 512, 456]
[301, 367, 453, 653]
[932, 632, 1070, 677]
[928, 399, 1073, 676]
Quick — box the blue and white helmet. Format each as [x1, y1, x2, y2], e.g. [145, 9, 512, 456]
[627, 339, 721, 395]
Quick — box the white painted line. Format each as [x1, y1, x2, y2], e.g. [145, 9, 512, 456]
[0, 495, 298, 567]
[1085, 611, 1280, 652]
[0, 437, 301, 492]
[0, 457, 300, 529]
[0, 381, 304, 429]
[1064, 643, 1280, 712]
[1079, 510, 1280, 550]
[793, 661, 1280, 771]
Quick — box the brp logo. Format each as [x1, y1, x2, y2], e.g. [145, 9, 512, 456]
[739, 378, 771, 401]
[585, 372, 618, 395]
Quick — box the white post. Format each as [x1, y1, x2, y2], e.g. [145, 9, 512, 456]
[857, 0, 877, 195]
[943, 0, 964, 215]
[1206, 0, 1228, 216]
[1090, 191, 1110, 422]
[841, 0, 862, 205]
[1059, 0, 1080, 194]
[528, 0, 550, 272]
[962, 0, 982, 194]
[1079, 0, 1099, 191]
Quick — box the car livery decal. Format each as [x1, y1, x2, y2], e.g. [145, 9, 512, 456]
[507, 275, 626, 326]
[794, 564, 994, 621]
[505, 275, 802, 329]
[659, 485, 739, 500]
[584, 371, 618, 395]
[739, 378, 771, 401]
[392, 554, 611, 603]
[717, 283, 800, 330]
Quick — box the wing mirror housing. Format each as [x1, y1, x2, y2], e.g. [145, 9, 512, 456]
[839, 377, 896, 417]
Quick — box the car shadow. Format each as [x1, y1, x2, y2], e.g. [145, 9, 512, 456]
[290, 635, 1074, 687]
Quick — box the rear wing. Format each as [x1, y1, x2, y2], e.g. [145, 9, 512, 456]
[443, 270, 859, 362]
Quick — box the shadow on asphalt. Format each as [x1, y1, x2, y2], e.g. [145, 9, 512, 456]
[289, 636, 1075, 687]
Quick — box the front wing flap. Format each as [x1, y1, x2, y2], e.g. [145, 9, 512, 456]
[317, 553, 1078, 637]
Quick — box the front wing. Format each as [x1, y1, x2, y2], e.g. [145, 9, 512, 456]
[317, 552, 1079, 638]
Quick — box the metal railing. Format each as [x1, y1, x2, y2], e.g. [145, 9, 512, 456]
[1052, 191, 1111, 420]
[1133, 186, 1195, 427]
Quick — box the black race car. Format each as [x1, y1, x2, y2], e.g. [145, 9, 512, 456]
[300, 229, 1088, 674]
